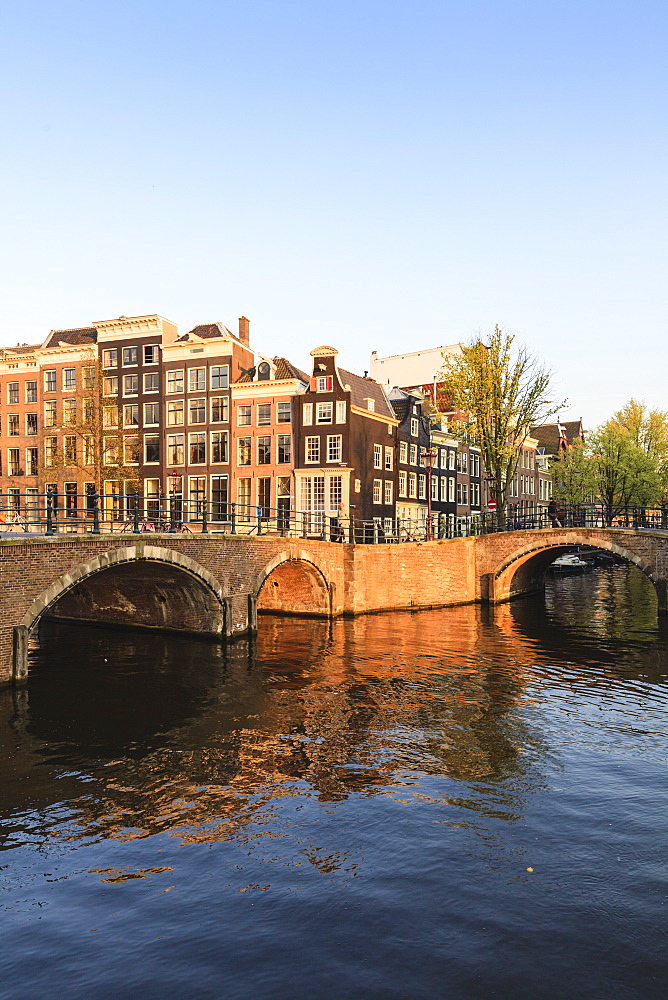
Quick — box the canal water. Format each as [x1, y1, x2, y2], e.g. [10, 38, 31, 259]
[1, 564, 667, 1000]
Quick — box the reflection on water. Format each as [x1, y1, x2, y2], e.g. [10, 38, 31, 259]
[1, 565, 667, 1000]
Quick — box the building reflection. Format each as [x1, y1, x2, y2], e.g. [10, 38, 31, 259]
[2, 570, 665, 853]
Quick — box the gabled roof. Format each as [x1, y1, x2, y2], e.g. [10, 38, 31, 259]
[338, 368, 395, 419]
[235, 356, 309, 384]
[0, 344, 40, 356]
[42, 327, 97, 348]
[531, 420, 584, 455]
[176, 322, 234, 343]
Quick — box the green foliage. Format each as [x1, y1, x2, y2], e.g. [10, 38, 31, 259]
[552, 441, 597, 505]
[440, 325, 563, 516]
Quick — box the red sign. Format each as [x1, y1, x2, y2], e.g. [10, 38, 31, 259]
[488, 500, 497, 511]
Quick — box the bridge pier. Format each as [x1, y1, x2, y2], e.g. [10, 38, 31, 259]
[655, 578, 668, 615]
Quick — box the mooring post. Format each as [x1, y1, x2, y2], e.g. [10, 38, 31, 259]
[12, 626, 28, 684]
[247, 594, 258, 633]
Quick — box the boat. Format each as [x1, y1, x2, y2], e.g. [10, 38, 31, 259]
[549, 553, 591, 574]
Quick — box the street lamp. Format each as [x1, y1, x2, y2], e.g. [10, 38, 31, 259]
[421, 449, 438, 540]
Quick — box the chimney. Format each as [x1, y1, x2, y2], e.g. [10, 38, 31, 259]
[238, 316, 250, 346]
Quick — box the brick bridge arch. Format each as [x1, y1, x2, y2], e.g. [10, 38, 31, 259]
[254, 551, 333, 616]
[22, 545, 228, 637]
[475, 528, 668, 610]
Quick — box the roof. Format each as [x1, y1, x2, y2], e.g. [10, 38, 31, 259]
[531, 420, 584, 455]
[0, 344, 40, 356]
[43, 327, 97, 348]
[338, 368, 395, 419]
[389, 398, 410, 423]
[235, 356, 309, 385]
[175, 322, 234, 343]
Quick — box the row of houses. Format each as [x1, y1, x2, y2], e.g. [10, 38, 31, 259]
[0, 313, 582, 535]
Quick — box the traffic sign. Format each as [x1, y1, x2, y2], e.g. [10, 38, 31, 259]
[488, 500, 497, 511]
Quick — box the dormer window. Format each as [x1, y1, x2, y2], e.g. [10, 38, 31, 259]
[365, 398, 375, 412]
[316, 376, 333, 392]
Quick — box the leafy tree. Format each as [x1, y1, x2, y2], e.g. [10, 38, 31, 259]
[610, 399, 668, 464]
[552, 440, 597, 506]
[440, 325, 564, 518]
[589, 422, 662, 523]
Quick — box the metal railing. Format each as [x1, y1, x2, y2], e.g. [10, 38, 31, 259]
[1, 495, 667, 541]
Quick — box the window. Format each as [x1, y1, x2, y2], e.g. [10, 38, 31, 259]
[211, 431, 228, 463]
[329, 475, 342, 509]
[25, 381, 37, 403]
[277, 401, 291, 423]
[144, 402, 159, 425]
[277, 434, 291, 463]
[211, 397, 229, 422]
[237, 405, 251, 426]
[63, 369, 76, 390]
[103, 405, 119, 428]
[103, 376, 119, 396]
[408, 473, 417, 498]
[316, 376, 333, 392]
[64, 435, 77, 464]
[123, 375, 138, 395]
[102, 349, 118, 368]
[189, 398, 206, 423]
[327, 435, 342, 462]
[385, 447, 393, 470]
[237, 478, 252, 519]
[44, 370, 56, 392]
[258, 478, 271, 516]
[317, 402, 333, 424]
[384, 480, 393, 505]
[124, 436, 140, 464]
[189, 433, 206, 464]
[238, 436, 251, 465]
[419, 475, 427, 500]
[373, 444, 382, 469]
[83, 436, 95, 465]
[440, 477, 447, 502]
[448, 478, 455, 503]
[440, 449, 447, 469]
[8, 415, 19, 436]
[83, 398, 94, 424]
[63, 399, 76, 425]
[144, 372, 159, 392]
[399, 470, 407, 497]
[167, 434, 184, 465]
[302, 403, 313, 426]
[167, 400, 184, 426]
[409, 443, 418, 466]
[44, 437, 57, 467]
[373, 479, 382, 504]
[399, 441, 408, 464]
[210, 365, 229, 390]
[211, 476, 229, 521]
[257, 403, 271, 426]
[432, 476, 439, 501]
[188, 368, 206, 392]
[7, 383, 18, 404]
[449, 450, 456, 470]
[26, 448, 38, 476]
[8, 448, 20, 476]
[471, 482, 480, 506]
[44, 400, 57, 426]
[306, 436, 320, 463]
[167, 369, 184, 394]
[461, 452, 468, 473]
[144, 345, 158, 364]
[365, 398, 375, 412]
[336, 400, 347, 424]
[410, 417, 418, 437]
[257, 435, 271, 464]
[123, 404, 139, 427]
[122, 346, 138, 366]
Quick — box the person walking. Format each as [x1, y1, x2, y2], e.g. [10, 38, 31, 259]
[548, 498, 562, 528]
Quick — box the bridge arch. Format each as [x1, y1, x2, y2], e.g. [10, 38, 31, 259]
[255, 551, 332, 616]
[489, 534, 657, 605]
[21, 544, 227, 638]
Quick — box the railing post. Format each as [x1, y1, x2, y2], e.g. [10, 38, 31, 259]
[45, 494, 54, 536]
[169, 500, 176, 533]
[92, 492, 100, 534]
[230, 502, 236, 534]
[133, 490, 140, 534]
[201, 499, 208, 534]
[257, 506, 263, 536]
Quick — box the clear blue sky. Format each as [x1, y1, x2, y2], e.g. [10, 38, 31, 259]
[1, 0, 666, 427]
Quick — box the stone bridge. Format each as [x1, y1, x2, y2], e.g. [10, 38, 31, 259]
[2, 526, 667, 684]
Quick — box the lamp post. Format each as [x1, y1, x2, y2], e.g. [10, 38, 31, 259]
[421, 449, 438, 540]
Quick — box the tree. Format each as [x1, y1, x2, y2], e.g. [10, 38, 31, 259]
[552, 440, 597, 506]
[610, 399, 668, 464]
[589, 422, 662, 523]
[439, 325, 564, 518]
